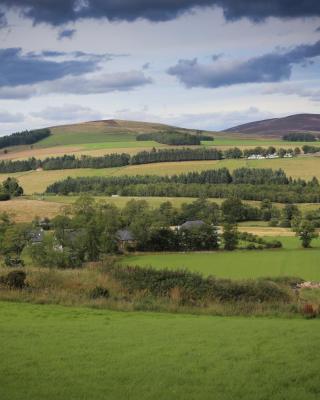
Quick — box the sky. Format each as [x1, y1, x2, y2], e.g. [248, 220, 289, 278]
[0, 0, 319, 134]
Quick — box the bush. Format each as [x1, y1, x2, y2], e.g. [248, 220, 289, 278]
[0, 193, 10, 201]
[1, 270, 27, 289]
[107, 264, 290, 303]
[89, 286, 110, 299]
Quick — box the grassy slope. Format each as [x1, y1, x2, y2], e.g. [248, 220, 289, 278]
[1, 301, 319, 400]
[123, 237, 320, 281]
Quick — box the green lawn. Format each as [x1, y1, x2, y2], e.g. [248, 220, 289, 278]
[123, 237, 320, 281]
[0, 301, 319, 400]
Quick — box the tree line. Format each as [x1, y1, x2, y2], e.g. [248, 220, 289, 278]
[283, 132, 319, 142]
[136, 131, 213, 145]
[0, 128, 51, 149]
[45, 168, 320, 203]
[0, 145, 302, 174]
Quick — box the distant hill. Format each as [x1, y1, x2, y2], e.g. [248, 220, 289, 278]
[223, 114, 320, 137]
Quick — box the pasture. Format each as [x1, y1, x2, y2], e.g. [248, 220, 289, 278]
[1, 301, 319, 400]
[123, 237, 320, 281]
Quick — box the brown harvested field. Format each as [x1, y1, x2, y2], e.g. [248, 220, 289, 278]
[238, 226, 294, 237]
[0, 198, 65, 222]
[0, 145, 83, 161]
[0, 144, 167, 161]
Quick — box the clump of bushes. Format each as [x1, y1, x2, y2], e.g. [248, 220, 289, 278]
[0, 270, 27, 289]
[89, 286, 110, 299]
[107, 264, 291, 304]
[238, 232, 282, 249]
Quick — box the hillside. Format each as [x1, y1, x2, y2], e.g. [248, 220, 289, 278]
[39, 119, 209, 147]
[223, 113, 320, 137]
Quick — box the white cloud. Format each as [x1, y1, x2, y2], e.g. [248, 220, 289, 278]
[264, 82, 320, 102]
[31, 104, 102, 122]
[0, 110, 25, 123]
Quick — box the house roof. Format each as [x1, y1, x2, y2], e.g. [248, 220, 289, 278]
[180, 220, 205, 230]
[116, 229, 135, 241]
[29, 229, 44, 243]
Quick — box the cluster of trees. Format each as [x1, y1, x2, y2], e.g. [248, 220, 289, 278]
[46, 168, 320, 203]
[0, 177, 23, 201]
[283, 132, 318, 142]
[15, 196, 287, 267]
[0, 153, 130, 173]
[1, 195, 318, 269]
[242, 146, 299, 157]
[136, 131, 213, 145]
[0, 128, 50, 149]
[130, 147, 223, 164]
[302, 145, 320, 154]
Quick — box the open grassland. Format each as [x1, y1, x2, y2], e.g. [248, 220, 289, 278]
[1, 156, 320, 194]
[1, 301, 319, 400]
[123, 237, 320, 281]
[0, 198, 64, 222]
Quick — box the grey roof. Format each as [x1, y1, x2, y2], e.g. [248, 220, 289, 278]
[116, 229, 135, 241]
[180, 220, 205, 230]
[29, 229, 44, 243]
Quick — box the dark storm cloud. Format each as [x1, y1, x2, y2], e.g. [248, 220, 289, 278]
[1, 1, 320, 25]
[167, 41, 320, 88]
[58, 28, 76, 40]
[0, 48, 108, 87]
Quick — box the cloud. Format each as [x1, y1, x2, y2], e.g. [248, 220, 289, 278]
[31, 104, 102, 122]
[1, 1, 320, 26]
[0, 11, 7, 28]
[58, 28, 76, 40]
[0, 70, 152, 99]
[114, 106, 274, 130]
[264, 83, 320, 102]
[169, 107, 275, 130]
[0, 48, 107, 87]
[0, 110, 25, 123]
[167, 40, 320, 88]
[142, 62, 150, 70]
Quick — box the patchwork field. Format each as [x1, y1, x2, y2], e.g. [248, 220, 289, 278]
[123, 237, 320, 281]
[1, 156, 320, 194]
[1, 301, 319, 400]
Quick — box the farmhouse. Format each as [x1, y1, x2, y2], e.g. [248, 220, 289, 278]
[179, 220, 205, 230]
[116, 229, 137, 250]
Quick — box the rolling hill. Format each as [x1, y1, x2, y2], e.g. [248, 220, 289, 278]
[223, 113, 320, 137]
[39, 119, 209, 147]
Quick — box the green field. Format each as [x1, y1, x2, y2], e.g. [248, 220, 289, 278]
[0, 301, 319, 400]
[123, 237, 320, 281]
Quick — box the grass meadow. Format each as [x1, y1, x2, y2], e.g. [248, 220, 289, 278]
[1, 301, 319, 400]
[123, 237, 320, 281]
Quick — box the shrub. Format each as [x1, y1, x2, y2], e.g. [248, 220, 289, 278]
[1, 270, 27, 289]
[89, 286, 110, 299]
[107, 264, 290, 303]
